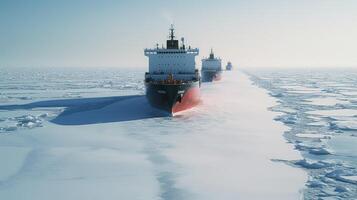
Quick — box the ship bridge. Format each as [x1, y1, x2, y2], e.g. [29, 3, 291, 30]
[144, 25, 199, 79]
[202, 49, 222, 71]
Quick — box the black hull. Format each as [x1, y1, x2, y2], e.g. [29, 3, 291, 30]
[201, 70, 222, 82]
[145, 81, 200, 114]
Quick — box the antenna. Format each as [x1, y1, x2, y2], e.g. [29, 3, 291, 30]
[169, 24, 175, 40]
[209, 48, 214, 59]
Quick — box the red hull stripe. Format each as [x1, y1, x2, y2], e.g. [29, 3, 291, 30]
[172, 87, 200, 113]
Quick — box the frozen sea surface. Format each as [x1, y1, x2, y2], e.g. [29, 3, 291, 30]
[248, 68, 357, 199]
[0, 67, 306, 199]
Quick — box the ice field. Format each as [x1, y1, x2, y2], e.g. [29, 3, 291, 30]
[0, 69, 307, 200]
[249, 68, 357, 199]
[1, 67, 356, 199]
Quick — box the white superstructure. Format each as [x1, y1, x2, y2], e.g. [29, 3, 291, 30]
[144, 25, 199, 81]
[202, 49, 222, 71]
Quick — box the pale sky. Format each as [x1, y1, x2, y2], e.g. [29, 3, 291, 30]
[1, 0, 357, 68]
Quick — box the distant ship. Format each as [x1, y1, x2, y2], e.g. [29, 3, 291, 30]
[144, 25, 201, 115]
[226, 61, 233, 71]
[201, 49, 222, 82]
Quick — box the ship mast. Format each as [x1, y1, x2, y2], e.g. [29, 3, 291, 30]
[169, 24, 175, 40]
[166, 24, 179, 49]
[209, 48, 215, 59]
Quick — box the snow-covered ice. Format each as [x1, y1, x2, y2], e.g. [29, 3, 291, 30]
[295, 133, 330, 139]
[304, 97, 347, 106]
[162, 71, 306, 200]
[307, 109, 357, 117]
[0, 68, 306, 199]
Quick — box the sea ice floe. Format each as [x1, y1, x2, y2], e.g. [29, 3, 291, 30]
[307, 180, 327, 188]
[326, 170, 357, 185]
[334, 185, 350, 193]
[294, 159, 332, 169]
[295, 133, 331, 139]
[329, 121, 357, 131]
[340, 176, 357, 183]
[280, 85, 321, 93]
[295, 143, 315, 150]
[334, 103, 351, 109]
[0, 113, 53, 133]
[321, 188, 342, 198]
[325, 115, 355, 121]
[335, 176, 357, 185]
[340, 91, 357, 96]
[14, 115, 43, 128]
[274, 114, 297, 124]
[308, 121, 328, 127]
[320, 176, 336, 184]
[289, 90, 321, 94]
[304, 97, 346, 106]
[308, 148, 331, 155]
[322, 88, 336, 93]
[269, 92, 284, 98]
[270, 106, 297, 114]
[307, 109, 357, 117]
[295, 143, 331, 155]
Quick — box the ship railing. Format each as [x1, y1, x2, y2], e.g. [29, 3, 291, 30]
[145, 73, 199, 84]
[146, 79, 197, 85]
[201, 68, 222, 71]
[146, 73, 196, 78]
[144, 48, 199, 55]
[202, 57, 222, 60]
